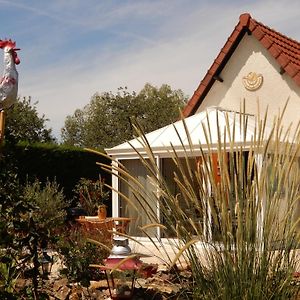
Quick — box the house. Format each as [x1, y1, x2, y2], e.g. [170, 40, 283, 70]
[105, 13, 300, 241]
[183, 13, 300, 129]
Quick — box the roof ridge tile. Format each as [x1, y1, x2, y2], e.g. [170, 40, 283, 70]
[254, 20, 300, 49]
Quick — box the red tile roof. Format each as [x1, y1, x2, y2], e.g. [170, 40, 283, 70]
[183, 13, 300, 117]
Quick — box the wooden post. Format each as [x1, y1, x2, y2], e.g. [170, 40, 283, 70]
[0, 110, 5, 144]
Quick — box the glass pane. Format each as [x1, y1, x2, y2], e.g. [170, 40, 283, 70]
[161, 158, 202, 238]
[119, 159, 158, 237]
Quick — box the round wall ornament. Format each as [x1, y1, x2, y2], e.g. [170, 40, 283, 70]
[242, 72, 263, 91]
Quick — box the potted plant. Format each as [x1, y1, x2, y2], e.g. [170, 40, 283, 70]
[97, 203, 107, 220]
[75, 176, 110, 218]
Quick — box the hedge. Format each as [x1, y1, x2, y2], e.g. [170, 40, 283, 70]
[2, 142, 111, 201]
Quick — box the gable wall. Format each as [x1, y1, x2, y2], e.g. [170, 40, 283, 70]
[196, 35, 300, 131]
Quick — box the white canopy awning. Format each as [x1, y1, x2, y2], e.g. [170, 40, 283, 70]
[105, 107, 273, 158]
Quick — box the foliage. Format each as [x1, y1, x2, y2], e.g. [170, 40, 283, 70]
[0, 164, 37, 298]
[57, 225, 110, 287]
[61, 84, 187, 148]
[5, 96, 55, 144]
[23, 179, 67, 237]
[2, 142, 110, 200]
[98, 104, 300, 299]
[21, 180, 66, 297]
[74, 176, 110, 215]
[0, 163, 67, 298]
[0, 250, 20, 296]
[0, 159, 24, 251]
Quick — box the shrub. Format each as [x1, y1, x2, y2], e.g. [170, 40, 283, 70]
[57, 225, 111, 287]
[0, 173, 67, 298]
[23, 179, 67, 239]
[3, 142, 111, 200]
[0, 249, 20, 297]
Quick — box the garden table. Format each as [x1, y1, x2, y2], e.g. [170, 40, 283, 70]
[76, 216, 133, 237]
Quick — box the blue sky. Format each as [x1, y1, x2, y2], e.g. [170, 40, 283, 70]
[0, 0, 299, 139]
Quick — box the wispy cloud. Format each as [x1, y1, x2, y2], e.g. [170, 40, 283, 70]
[0, 0, 299, 138]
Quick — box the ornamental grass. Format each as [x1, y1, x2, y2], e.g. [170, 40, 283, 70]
[92, 104, 300, 299]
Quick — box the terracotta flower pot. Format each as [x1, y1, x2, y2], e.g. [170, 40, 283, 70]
[98, 205, 107, 220]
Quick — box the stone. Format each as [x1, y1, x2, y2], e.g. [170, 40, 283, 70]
[53, 278, 69, 292]
[55, 285, 71, 300]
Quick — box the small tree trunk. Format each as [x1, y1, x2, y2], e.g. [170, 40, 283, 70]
[0, 111, 5, 145]
[32, 235, 39, 300]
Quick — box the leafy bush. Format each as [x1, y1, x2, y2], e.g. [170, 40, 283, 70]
[0, 250, 20, 296]
[0, 176, 67, 299]
[57, 225, 111, 287]
[23, 179, 67, 236]
[0, 164, 28, 298]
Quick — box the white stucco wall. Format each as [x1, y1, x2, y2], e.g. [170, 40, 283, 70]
[196, 35, 300, 237]
[197, 35, 300, 132]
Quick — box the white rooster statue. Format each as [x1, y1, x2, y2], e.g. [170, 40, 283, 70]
[0, 39, 20, 111]
[0, 39, 20, 143]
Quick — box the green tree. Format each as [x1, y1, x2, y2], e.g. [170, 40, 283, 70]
[5, 96, 55, 144]
[61, 84, 187, 148]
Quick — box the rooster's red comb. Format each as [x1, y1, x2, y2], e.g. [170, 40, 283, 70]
[0, 39, 17, 49]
